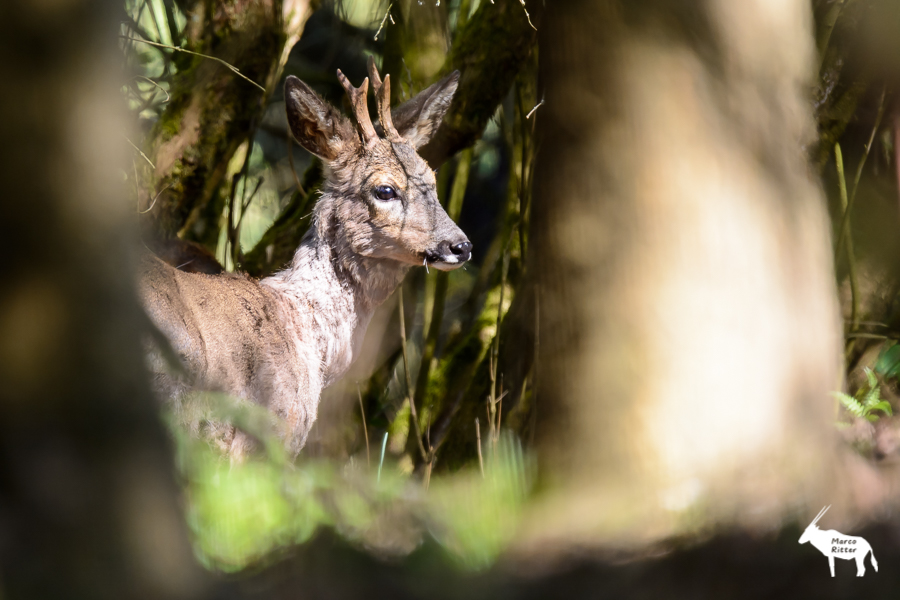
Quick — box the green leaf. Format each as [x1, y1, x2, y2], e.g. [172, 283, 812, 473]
[864, 367, 879, 391]
[870, 400, 893, 417]
[875, 342, 900, 379]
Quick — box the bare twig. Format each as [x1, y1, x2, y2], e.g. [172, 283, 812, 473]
[358, 383, 370, 469]
[835, 143, 860, 336]
[530, 285, 539, 446]
[135, 75, 170, 102]
[525, 98, 544, 119]
[424, 457, 434, 490]
[374, 4, 393, 41]
[398, 286, 429, 463]
[377, 432, 388, 483]
[286, 134, 305, 195]
[476, 418, 484, 478]
[139, 182, 173, 214]
[519, 0, 537, 30]
[124, 135, 155, 169]
[835, 88, 886, 260]
[120, 35, 266, 92]
[846, 333, 895, 340]
[487, 246, 510, 444]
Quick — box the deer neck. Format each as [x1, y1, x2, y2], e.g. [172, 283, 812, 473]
[261, 199, 408, 387]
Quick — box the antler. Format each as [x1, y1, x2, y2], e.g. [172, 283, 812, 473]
[366, 56, 402, 142]
[336, 69, 378, 146]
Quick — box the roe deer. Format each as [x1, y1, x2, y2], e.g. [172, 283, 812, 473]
[140, 58, 470, 459]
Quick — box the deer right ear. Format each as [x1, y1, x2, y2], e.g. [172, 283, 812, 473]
[285, 75, 356, 161]
[391, 71, 460, 149]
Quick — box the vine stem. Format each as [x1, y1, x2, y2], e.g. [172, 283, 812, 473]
[398, 286, 429, 464]
[835, 143, 859, 341]
[834, 88, 886, 261]
[119, 36, 266, 92]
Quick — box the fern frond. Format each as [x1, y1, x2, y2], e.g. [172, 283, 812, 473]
[832, 391, 865, 418]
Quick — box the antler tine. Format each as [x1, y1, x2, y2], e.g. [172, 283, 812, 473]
[336, 69, 378, 145]
[366, 56, 401, 141]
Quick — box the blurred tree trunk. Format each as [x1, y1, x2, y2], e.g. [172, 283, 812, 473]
[522, 0, 844, 549]
[0, 2, 203, 599]
[139, 0, 312, 248]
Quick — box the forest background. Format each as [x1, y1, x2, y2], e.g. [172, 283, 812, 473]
[4, 0, 900, 598]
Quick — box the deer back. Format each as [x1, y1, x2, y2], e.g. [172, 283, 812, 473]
[140, 255, 316, 442]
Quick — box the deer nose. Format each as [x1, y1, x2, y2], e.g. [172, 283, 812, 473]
[450, 241, 472, 258]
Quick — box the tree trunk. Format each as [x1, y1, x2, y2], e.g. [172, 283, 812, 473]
[139, 0, 312, 248]
[522, 0, 843, 550]
[0, 2, 203, 598]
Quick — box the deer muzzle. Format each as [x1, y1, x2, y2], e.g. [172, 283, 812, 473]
[425, 238, 472, 271]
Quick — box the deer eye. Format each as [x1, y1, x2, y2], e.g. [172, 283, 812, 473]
[373, 185, 398, 201]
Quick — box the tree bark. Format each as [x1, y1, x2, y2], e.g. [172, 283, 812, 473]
[139, 0, 312, 248]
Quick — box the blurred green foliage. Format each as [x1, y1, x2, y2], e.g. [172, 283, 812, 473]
[834, 368, 893, 425]
[169, 393, 532, 571]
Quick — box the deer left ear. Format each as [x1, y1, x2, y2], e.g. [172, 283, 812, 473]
[284, 75, 357, 160]
[391, 71, 459, 149]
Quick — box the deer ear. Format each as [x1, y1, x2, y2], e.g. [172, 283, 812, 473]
[391, 71, 459, 149]
[284, 75, 357, 160]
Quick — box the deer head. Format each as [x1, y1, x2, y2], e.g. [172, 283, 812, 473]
[799, 505, 830, 544]
[283, 58, 471, 272]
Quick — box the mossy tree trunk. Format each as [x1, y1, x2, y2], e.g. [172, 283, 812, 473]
[139, 0, 312, 249]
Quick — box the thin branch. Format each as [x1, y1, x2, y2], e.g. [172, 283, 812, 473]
[846, 333, 895, 340]
[377, 432, 388, 483]
[119, 35, 266, 92]
[519, 0, 537, 30]
[124, 135, 155, 169]
[374, 4, 393, 41]
[835, 143, 860, 334]
[835, 88, 886, 260]
[358, 383, 370, 469]
[139, 182, 173, 214]
[398, 286, 429, 464]
[525, 98, 544, 119]
[286, 133, 305, 195]
[476, 418, 484, 478]
[134, 75, 170, 103]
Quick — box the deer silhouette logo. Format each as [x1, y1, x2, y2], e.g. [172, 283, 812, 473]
[799, 506, 878, 577]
